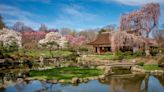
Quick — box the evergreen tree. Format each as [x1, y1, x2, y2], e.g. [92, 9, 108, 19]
[0, 15, 5, 29]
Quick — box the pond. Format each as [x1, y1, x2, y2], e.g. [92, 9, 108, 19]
[0, 69, 164, 92]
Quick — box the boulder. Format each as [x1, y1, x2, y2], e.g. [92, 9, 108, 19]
[71, 77, 79, 84]
[58, 79, 65, 83]
[104, 67, 112, 76]
[51, 80, 58, 84]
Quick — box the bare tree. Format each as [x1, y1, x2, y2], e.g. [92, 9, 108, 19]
[39, 24, 47, 32]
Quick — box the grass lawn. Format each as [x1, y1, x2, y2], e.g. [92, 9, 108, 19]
[29, 67, 103, 80]
[143, 64, 160, 70]
[94, 54, 114, 60]
[25, 50, 72, 58]
[93, 53, 136, 60]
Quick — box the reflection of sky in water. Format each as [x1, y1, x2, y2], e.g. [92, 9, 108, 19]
[3, 76, 164, 92]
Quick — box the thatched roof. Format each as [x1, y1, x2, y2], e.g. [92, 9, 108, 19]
[88, 32, 111, 45]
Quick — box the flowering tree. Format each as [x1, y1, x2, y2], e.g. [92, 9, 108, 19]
[0, 28, 22, 52]
[21, 30, 47, 49]
[39, 32, 67, 57]
[111, 31, 146, 52]
[65, 35, 86, 47]
[120, 3, 160, 38]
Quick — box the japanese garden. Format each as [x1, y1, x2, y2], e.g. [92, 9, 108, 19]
[0, 1, 164, 92]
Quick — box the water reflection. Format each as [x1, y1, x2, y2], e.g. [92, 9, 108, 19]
[0, 70, 164, 92]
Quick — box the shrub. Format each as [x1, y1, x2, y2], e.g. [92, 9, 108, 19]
[137, 61, 144, 66]
[150, 48, 159, 56]
[133, 51, 145, 57]
[114, 50, 124, 60]
[78, 47, 88, 52]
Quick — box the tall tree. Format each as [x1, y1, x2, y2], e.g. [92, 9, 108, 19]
[120, 3, 160, 38]
[60, 28, 72, 36]
[39, 24, 47, 32]
[13, 21, 32, 32]
[0, 15, 5, 29]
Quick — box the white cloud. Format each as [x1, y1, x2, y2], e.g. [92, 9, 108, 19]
[114, 0, 164, 6]
[93, 0, 164, 6]
[52, 5, 100, 29]
[0, 4, 41, 29]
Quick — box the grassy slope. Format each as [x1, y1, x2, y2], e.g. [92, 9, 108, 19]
[29, 67, 103, 80]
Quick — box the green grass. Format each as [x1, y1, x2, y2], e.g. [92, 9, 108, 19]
[29, 67, 103, 80]
[143, 64, 160, 70]
[94, 54, 114, 60]
[25, 50, 72, 58]
[93, 53, 135, 60]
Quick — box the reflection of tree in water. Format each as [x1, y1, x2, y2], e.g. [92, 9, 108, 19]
[0, 69, 29, 88]
[154, 75, 164, 86]
[99, 74, 145, 92]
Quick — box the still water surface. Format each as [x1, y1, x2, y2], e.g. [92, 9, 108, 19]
[1, 74, 164, 92]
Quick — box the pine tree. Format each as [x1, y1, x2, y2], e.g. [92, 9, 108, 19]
[0, 15, 5, 29]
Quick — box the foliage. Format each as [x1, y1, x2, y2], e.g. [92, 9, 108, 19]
[29, 67, 103, 80]
[137, 62, 145, 66]
[114, 50, 124, 60]
[79, 47, 88, 52]
[133, 50, 145, 57]
[150, 48, 159, 56]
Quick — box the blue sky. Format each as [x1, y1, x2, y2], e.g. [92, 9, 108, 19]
[0, 0, 164, 30]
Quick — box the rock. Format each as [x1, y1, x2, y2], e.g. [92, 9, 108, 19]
[51, 80, 58, 84]
[96, 66, 106, 70]
[98, 75, 105, 80]
[79, 78, 83, 83]
[83, 78, 88, 83]
[104, 67, 112, 76]
[59, 79, 65, 83]
[71, 77, 79, 84]
[87, 77, 95, 80]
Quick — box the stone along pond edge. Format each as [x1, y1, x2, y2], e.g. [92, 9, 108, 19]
[26, 67, 107, 84]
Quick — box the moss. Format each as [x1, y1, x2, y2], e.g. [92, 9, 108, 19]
[29, 67, 103, 80]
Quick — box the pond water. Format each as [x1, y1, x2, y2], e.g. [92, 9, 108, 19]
[0, 74, 164, 92]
